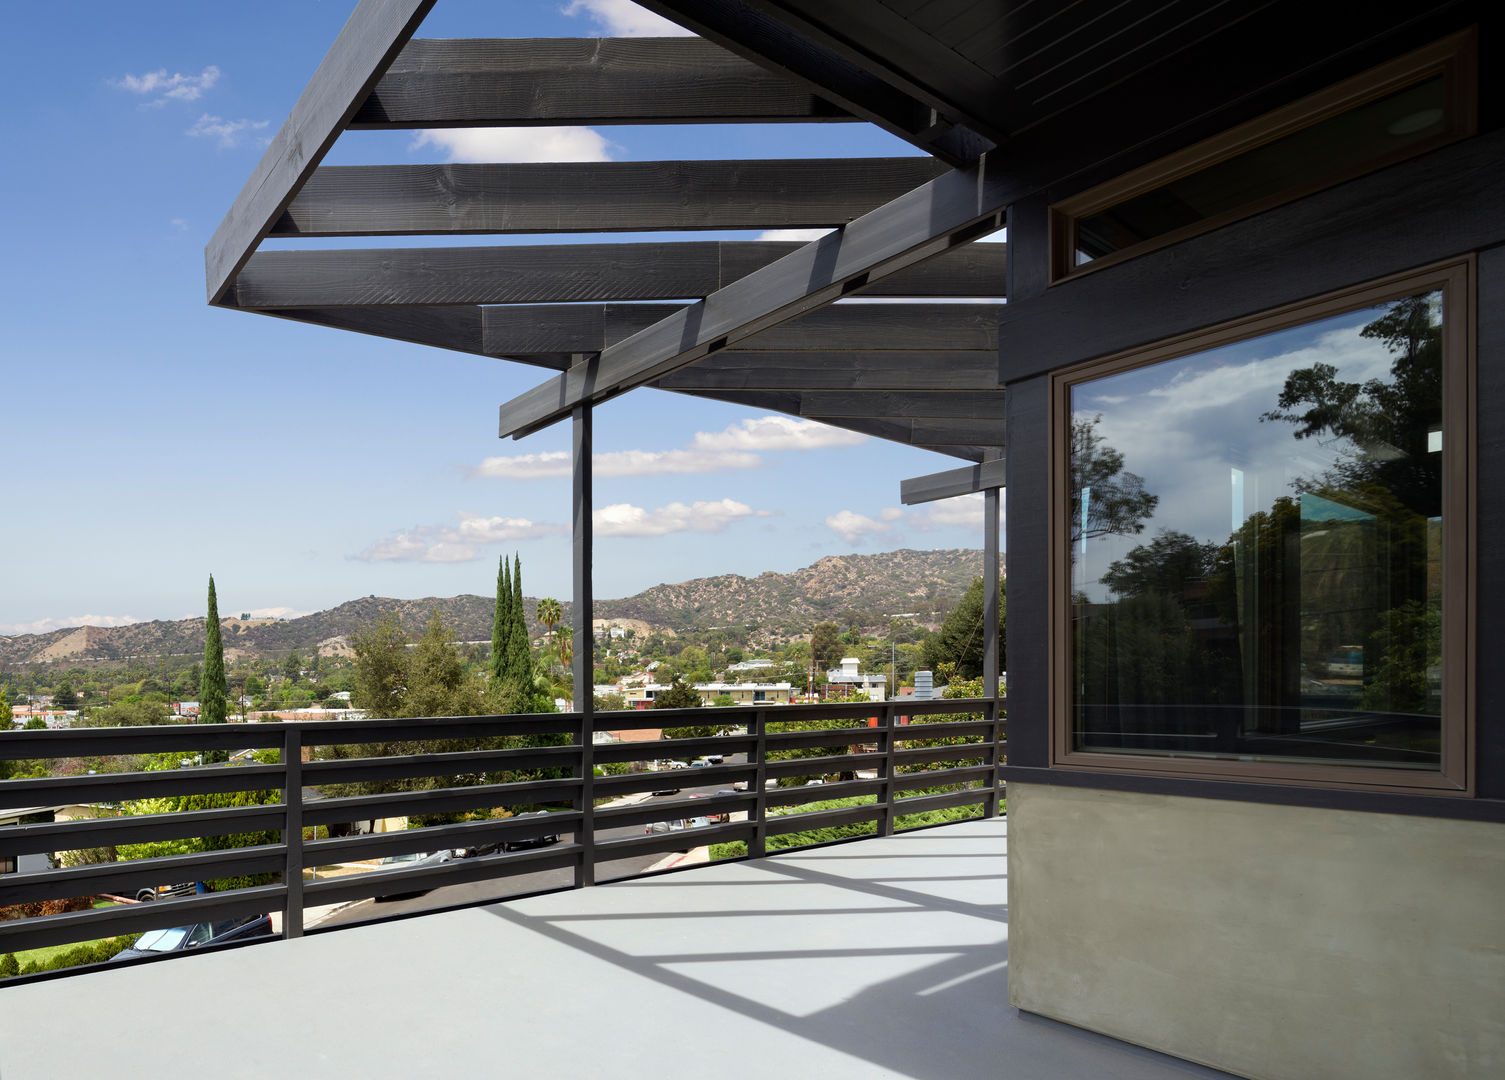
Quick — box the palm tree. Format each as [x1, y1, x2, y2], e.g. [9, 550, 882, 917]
[557, 623, 574, 671]
[537, 597, 562, 641]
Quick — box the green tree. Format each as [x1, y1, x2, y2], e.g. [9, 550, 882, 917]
[506, 554, 532, 695]
[537, 597, 562, 639]
[0, 688, 11, 729]
[922, 577, 1005, 681]
[282, 651, 303, 683]
[653, 675, 702, 710]
[490, 555, 511, 682]
[200, 575, 227, 725]
[404, 611, 486, 718]
[350, 612, 409, 718]
[52, 680, 79, 709]
[84, 699, 170, 728]
[810, 622, 841, 669]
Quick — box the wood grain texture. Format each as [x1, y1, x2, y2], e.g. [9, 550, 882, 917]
[497, 161, 1008, 436]
[273, 158, 947, 236]
[204, 0, 434, 304]
[352, 37, 848, 127]
[634, 1, 992, 162]
[481, 301, 1000, 355]
[230, 240, 1005, 308]
[1475, 245, 1505, 799]
[900, 458, 1009, 504]
[799, 389, 1004, 419]
[655, 351, 999, 390]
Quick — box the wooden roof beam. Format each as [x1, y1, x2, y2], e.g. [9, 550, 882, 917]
[272, 157, 947, 237]
[227, 239, 1004, 308]
[900, 458, 1008, 505]
[480, 301, 999, 356]
[351, 37, 850, 127]
[496, 160, 1007, 437]
[205, 0, 435, 304]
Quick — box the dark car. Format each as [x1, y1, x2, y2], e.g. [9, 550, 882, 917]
[503, 811, 561, 851]
[110, 914, 273, 962]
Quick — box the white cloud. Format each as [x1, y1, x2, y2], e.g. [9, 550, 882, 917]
[561, 0, 695, 36]
[0, 614, 143, 637]
[353, 514, 566, 563]
[471, 447, 762, 479]
[825, 510, 897, 545]
[471, 417, 859, 479]
[186, 113, 269, 148]
[825, 493, 1000, 543]
[452, 513, 567, 544]
[410, 127, 612, 163]
[757, 228, 834, 243]
[117, 66, 220, 106]
[923, 492, 987, 529]
[170, 218, 188, 232]
[595, 499, 769, 537]
[691, 416, 866, 453]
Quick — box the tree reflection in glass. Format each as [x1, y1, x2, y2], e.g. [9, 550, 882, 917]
[1070, 291, 1445, 770]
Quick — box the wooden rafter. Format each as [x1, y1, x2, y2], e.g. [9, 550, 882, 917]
[351, 36, 850, 127]
[272, 158, 947, 237]
[496, 164, 1007, 438]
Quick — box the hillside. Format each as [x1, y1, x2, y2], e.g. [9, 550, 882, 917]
[0, 548, 996, 667]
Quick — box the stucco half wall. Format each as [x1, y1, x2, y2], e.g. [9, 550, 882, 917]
[1006, 782, 1504, 1080]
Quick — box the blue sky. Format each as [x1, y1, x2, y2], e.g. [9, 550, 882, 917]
[1, 0, 999, 636]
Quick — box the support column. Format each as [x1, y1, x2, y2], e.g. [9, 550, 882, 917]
[572, 399, 596, 888]
[982, 448, 1003, 817]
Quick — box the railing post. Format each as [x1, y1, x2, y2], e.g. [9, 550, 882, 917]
[878, 701, 895, 837]
[750, 709, 768, 859]
[983, 698, 1003, 818]
[282, 726, 304, 939]
[982, 470, 1003, 819]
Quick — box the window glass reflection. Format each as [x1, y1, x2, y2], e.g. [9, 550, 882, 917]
[1070, 291, 1445, 769]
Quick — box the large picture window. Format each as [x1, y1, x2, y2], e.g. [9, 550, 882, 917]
[1052, 263, 1471, 791]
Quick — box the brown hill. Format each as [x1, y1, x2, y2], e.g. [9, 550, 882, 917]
[0, 548, 996, 667]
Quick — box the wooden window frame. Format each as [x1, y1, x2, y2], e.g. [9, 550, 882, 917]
[1049, 30, 1477, 284]
[1048, 259, 1475, 795]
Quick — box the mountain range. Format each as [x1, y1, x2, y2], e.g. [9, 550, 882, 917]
[0, 549, 995, 668]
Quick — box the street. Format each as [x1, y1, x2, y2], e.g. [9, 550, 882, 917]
[315, 765, 739, 927]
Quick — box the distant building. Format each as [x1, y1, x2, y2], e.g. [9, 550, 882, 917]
[825, 658, 889, 702]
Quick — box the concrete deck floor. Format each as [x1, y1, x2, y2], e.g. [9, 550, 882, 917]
[0, 818, 1238, 1080]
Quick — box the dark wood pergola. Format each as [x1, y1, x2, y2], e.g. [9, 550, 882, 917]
[207, 4, 1505, 1075]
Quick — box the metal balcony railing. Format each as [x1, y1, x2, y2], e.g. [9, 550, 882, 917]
[0, 697, 1003, 968]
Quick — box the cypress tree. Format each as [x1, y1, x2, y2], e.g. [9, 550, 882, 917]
[200, 575, 228, 725]
[506, 553, 533, 698]
[489, 554, 510, 681]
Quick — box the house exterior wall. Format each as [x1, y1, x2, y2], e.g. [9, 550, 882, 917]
[1007, 782, 1505, 1079]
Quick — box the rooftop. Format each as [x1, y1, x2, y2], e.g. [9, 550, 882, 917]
[0, 818, 1236, 1080]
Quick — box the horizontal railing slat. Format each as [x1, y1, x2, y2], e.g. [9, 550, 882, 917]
[1, 845, 287, 906]
[298, 776, 580, 826]
[0, 804, 287, 857]
[0, 886, 286, 953]
[0, 764, 286, 805]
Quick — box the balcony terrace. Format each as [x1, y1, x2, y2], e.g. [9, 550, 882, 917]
[0, 813, 1238, 1080]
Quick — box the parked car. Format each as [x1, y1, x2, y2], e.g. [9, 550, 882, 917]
[701, 754, 724, 765]
[503, 811, 561, 851]
[110, 914, 273, 962]
[128, 881, 197, 903]
[373, 849, 457, 901]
